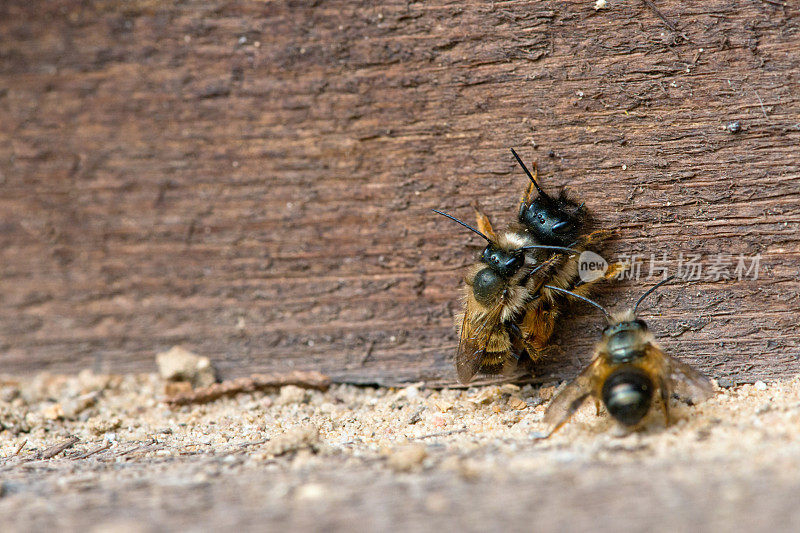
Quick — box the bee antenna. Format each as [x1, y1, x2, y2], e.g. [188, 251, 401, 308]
[633, 275, 676, 314]
[431, 209, 491, 243]
[510, 148, 549, 200]
[544, 285, 611, 321]
[519, 245, 578, 254]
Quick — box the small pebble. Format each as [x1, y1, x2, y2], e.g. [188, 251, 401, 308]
[263, 423, 319, 457]
[42, 403, 65, 420]
[468, 386, 500, 404]
[433, 400, 453, 412]
[156, 346, 216, 388]
[62, 392, 98, 419]
[277, 385, 307, 405]
[538, 386, 557, 401]
[507, 397, 527, 410]
[87, 416, 122, 436]
[526, 397, 544, 408]
[499, 384, 520, 394]
[726, 121, 741, 133]
[0, 386, 19, 402]
[717, 377, 735, 388]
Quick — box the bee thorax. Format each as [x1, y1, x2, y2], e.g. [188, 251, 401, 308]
[472, 268, 505, 306]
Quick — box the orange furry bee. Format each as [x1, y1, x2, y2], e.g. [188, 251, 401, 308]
[433, 208, 575, 383]
[542, 277, 714, 434]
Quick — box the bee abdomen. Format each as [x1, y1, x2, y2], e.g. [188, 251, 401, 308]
[601, 368, 653, 427]
[473, 267, 504, 306]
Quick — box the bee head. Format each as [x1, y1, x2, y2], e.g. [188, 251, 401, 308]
[510, 149, 586, 247]
[480, 244, 524, 279]
[518, 195, 584, 247]
[601, 367, 654, 427]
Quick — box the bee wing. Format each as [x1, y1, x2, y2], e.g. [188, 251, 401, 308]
[455, 310, 500, 384]
[665, 354, 714, 404]
[455, 311, 486, 384]
[500, 350, 523, 378]
[455, 296, 508, 384]
[543, 358, 599, 429]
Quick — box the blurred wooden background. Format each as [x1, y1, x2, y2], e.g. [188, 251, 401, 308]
[0, 0, 798, 385]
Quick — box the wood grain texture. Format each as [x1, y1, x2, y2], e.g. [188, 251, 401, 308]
[0, 0, 798, 386]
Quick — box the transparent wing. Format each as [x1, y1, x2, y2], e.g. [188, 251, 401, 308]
[455, 311, 485, 384]
[543, 358, 600, 429]
[455, 302, 504, 384]
[666, 355, 714, 404]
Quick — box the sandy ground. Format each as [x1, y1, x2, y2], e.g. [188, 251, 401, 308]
[2, 371, 800, 532]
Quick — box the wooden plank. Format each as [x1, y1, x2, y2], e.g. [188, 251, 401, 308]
[0, 0, 798, 386]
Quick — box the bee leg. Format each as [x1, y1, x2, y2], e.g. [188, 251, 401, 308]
[568, 260, 625, 298]
[604, 261, 626, 280]
[594, 399, 602, 416]
[503, 322, 533, 377]
[566, 229, 612, 252]
[579, 229, 614, 248]
[603, 263, 625, 279]
[522, 340, 552, 363]
[506, 322, 527, 358]
[519, 304, 559, 357]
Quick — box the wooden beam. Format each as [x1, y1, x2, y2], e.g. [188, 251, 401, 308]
[0, 0, 798, 386]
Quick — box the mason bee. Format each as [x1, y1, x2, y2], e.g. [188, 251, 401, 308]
[509, 148, 619, 353]
[432, 208, 576, 383]
[542, 277, 714, 434]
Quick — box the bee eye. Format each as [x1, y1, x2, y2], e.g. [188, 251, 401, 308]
[537, 214, 545, 224]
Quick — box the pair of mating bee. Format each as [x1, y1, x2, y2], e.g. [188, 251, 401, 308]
[434, 150, 713, 434]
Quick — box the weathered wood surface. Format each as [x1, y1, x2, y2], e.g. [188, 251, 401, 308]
[0, 0, 798, 385]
